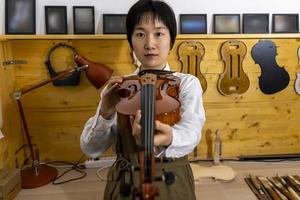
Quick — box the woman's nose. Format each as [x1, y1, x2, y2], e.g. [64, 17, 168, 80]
[144, 35, 156, 50]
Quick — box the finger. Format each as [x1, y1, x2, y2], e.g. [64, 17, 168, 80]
[155, 120, 167, 132]
[134, 110, 141, 125]
[129, 116, 135, 128]
[107, 76, 123, 88]
[154, 133, 166, 146]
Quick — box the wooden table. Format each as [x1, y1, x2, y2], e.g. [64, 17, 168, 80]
[15, 160, 300, 200]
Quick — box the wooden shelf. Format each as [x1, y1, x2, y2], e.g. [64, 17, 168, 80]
[1, 33, 300, 41]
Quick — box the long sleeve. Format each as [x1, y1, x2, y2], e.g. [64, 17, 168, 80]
[165, 73, 206, 158]
[80, 100, 117, 159]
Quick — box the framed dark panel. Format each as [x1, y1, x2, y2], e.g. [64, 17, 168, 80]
[180, 14, 207, 34]
[45, 6, 67, 34]
[5, 0, 36, 34]
[213, 14, 240, 34]
[243, 14, 269, 33]
[103, 14, 127, 34]
[272, 14, 299, 33]
[73, 6, 95, 34]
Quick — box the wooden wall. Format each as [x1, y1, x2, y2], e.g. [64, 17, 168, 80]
[0, 35, 300, 167]
[0, 41, 24, 170]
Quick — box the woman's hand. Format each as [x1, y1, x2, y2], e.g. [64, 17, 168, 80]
[132, 110, 173, 147]
[99, 76, 123, 119]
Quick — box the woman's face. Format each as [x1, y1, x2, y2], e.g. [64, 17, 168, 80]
[131, 14, 171, 70]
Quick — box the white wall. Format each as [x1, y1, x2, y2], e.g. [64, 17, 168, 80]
[1, 0, 300, 34]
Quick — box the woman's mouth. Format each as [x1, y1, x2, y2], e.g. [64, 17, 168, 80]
[145, 53, 158, 58]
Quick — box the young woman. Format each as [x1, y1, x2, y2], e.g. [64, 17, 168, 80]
[80, 0, 206, 199]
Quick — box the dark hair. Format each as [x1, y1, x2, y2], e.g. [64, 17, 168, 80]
[126, 0, 177, 49]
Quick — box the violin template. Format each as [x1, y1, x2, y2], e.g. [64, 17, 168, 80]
[251, 40, 290, 95]
[295, 47, 300, 95]
[177, 40, 207, 93]
[218, 40, 250, 96]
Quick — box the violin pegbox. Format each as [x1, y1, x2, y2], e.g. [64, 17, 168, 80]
[177, 40, 207, 93]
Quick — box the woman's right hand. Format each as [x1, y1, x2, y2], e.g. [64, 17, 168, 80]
[99, 76, 123, 119]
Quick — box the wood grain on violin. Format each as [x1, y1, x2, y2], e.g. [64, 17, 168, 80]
[177, 40, 207, 92]
[251, 40, 290, 94]
[217, 40, 250, 96]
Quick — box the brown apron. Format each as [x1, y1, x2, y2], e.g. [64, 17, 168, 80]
[103, 126, 196, 200]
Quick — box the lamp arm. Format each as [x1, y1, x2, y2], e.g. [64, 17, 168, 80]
[21, 68, 77, 95]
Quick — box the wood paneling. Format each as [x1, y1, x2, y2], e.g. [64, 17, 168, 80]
[0, 35, 300, 165]
[0, 41, 24, 170]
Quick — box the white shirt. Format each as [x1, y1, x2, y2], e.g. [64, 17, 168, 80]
[80, 64, 206, 158]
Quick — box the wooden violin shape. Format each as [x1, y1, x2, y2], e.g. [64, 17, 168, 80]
[295, 47, 300, 95]
[218, 40, 250, 96]
[177, 41, 207, 92]
[251, 40, 290, 94]
[295, 73, 300, 95]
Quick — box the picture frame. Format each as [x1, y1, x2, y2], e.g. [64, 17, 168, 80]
[272, 14, 299, 33]
[103, 14, 127, 34]
[243, 14, 269, 34]
[179, 14, 207, 34]
[5, 0, 36, 34]
[73, 6, 95, 34]
[213, 14, 240, 34]
[45, 6, 67, 34]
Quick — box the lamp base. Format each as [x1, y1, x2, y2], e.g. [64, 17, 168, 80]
[21, 164, 58, 189]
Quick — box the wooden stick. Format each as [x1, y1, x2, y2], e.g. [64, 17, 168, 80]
[244, 177, 266, 200]
[266, 178, 288, 200]
[258, 176, 282, 200]
[270, 176, 297, 200]
[249, 175, 271, 200]
[278, 176, 300, 200]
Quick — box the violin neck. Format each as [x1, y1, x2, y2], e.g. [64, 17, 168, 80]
[140, 73, 157, 183]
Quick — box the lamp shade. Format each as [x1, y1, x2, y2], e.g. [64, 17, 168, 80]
[74, 55, 113, 89]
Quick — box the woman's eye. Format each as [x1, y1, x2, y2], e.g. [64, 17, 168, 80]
[135, 32, 144, 37]
[155, 32, 164, 37]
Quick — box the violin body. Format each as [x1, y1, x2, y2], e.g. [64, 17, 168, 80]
[218, 40, 250, 96]
[116, 74, 181, 129]
[251, 40, 290, 94]
[177, 41, 207, 92]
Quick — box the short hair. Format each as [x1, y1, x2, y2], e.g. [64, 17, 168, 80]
[126, 0, 177, 50]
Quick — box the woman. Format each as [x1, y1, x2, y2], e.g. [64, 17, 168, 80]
[80, 0, 206, 199]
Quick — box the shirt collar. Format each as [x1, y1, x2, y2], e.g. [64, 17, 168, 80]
[133, 63, 171, 75]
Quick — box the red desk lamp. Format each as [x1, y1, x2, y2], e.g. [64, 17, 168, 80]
[13, 55, 113, 188]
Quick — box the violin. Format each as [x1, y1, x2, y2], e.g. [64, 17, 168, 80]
[251, 40, 290, 94]
[218, 40, 250, 96]
[115, 70, 180, 199]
